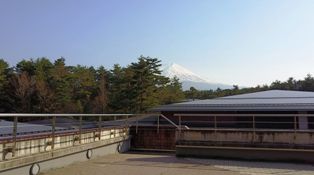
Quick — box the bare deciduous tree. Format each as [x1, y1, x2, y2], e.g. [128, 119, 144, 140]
[10, 71, 35, 112]
[35, 79, 55, 113]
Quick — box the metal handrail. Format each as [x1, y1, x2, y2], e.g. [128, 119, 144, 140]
[0, 113, 134, 117]
[173, 113, 314, 141]
[174, 113, 314, 117]
[160, 114, 180, 129]
[0, 113, 159, 161]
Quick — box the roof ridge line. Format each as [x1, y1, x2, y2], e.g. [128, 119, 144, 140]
[219, 96, 314, 100]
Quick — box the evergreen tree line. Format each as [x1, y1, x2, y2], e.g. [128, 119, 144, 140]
[0, 56, 184, 113]
[185, 75, 314, 100]
[2, 55, 314, 113]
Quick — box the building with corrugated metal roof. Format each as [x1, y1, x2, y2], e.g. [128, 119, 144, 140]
[147, 90, 314, 162]
[152, 90, 314, 130]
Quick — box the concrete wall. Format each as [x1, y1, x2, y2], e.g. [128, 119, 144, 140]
[0, 127, 130, 175]
[1, 128, 127, 161]
[176, 127, 314, 163]
[0, 138, 130, 175]
[178, 129, 314, 147]
[176, 145, 314, 163]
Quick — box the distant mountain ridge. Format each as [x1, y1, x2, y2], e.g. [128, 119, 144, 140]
[162, 63, 232, 90]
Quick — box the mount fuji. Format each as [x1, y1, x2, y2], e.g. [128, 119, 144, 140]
[162, 63, 232, 90]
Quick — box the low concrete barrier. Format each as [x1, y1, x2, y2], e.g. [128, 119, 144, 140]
[176, 129, 314, 163]
[176, 145, 314, 163]
[0, 127, 130, 175]
[178, 129, 314, 148]
[1, 127, 127, 161]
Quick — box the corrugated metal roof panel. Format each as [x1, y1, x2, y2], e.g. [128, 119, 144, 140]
[151, 90, 314, 112]
[0, 120, 68, 136]
[220, 90, 314, 99]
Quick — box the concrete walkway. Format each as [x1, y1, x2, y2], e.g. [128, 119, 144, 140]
[188, 158, 314, 175]
[41, 153, 314, 175]
[41, 153, 239, 175]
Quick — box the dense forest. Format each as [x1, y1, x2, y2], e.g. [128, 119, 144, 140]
[184, 76, 314, 100]
[0, 56, 184, 113]
[1, 55, 314, 113]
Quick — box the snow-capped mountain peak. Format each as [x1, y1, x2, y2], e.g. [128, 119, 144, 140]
[162, 63, 209, 83]
[162, 63, 232, 90]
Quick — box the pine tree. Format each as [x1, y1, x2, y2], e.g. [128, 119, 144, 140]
[51, 58, 72, 113]
[71, 65, 97, 112]
[129, 56, 165, 112]
[34, 58, 55, 113]
[159, 77, 185, 104]
[108, 64, 134, 113]
[92, 66, 108, 113]
[0, 59, 12, 112]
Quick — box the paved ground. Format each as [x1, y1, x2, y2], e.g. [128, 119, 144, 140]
[41, 153, 239, 175]
[41, 153, 314, 175]
[188, 158, 314, 175]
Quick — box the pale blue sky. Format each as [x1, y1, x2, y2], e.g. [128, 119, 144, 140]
[1, 0, 314, 86]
